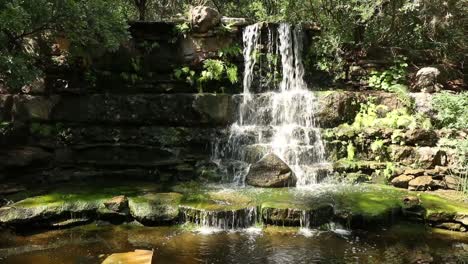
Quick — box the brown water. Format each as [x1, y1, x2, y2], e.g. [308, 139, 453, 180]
[0, 222, 467, 264]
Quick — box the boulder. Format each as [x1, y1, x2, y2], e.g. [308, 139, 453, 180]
[416, 147, 447, 169]
[413, 67, 443, 93]
[408, 176, 437, 191]
[246, 153, 296, 187]
[435, 222, 466, 232]
[403, 168, 425, 176]
[444, 175, 460, 190]
[391, 175, 414, 188]
[190, 6, 221, 33]
[104, 195, 129, 213]
[128, 193, 182, 224]
[404, 129, 437, 146]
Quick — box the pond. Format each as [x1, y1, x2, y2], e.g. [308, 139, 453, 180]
[0, 222, 467, 264]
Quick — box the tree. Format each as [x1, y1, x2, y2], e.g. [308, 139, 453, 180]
[0, 0, 130, 91]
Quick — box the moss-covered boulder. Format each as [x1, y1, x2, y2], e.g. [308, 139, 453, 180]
[128, 193, 182, 225]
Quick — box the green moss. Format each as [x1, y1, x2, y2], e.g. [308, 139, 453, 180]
[334, 186, 404, 218]
[419, 194, 468, 215]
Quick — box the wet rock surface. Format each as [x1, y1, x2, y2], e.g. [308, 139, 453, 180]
[0, 183, 466, 233]
[246, 153, 297, 187]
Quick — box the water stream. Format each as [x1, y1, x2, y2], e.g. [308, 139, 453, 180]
[213, 23, 330, 187]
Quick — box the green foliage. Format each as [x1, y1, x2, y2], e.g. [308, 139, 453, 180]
[173, 42, 240, 92]
[439, 137, 468, 194]
[0, 0, 129, 91]
[352, 102, 431, 130]
[174, 66, 196, 86]
[370, 139, 387, 161]
[174, 22, 191, 38]
[432, 91, 468, 129]
[383, 162, 396, 180]
[347, 142, 356, 161]
[368, 57, 408, 91]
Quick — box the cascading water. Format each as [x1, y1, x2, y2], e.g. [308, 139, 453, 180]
[213, 23, 331, 187]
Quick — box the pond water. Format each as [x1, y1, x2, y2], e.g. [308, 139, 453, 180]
[0, 222, 467, 264]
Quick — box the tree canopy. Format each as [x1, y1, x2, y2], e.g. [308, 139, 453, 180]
[0, 0, 466, 90]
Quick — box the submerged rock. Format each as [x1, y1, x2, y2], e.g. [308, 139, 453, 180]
[102, 249, 153, 264]
[246, 153, 296, 187]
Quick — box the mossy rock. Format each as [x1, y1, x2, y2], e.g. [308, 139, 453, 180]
[128, 193, 182, 225]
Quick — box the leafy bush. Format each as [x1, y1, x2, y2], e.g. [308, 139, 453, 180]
[432, 91, 468, 129]
[368, 57, 408, 91]
[351, 102, 431, 130]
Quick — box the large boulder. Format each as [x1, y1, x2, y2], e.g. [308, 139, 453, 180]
[190, 6, 221, 33]
[413, 67, 443, 93]
[391, 175, 414, 189]
[246, 153, 296, 187]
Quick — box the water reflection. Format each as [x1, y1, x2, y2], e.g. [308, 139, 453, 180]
[0, 222, 467, 264]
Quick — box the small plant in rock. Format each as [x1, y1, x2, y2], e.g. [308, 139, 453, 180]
[370, 139, 387, 161]
[174, 66, 196, 86]
[347, 142, 356, 161]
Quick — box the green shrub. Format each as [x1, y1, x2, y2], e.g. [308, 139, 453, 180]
[432, 91, 468, 129]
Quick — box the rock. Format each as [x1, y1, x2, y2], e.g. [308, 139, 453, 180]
[454, 214, 468, 226]
[21, 78, 46, 94]
[391, 175, 414, 188]
[0, 199, 99, 225]
[0, 146, 51, 168]
[345, 172, 370, 184]
[413, 67, 443, 93]
[444, 175, 460, 190]
[102, 249, 153, 264]
[435, 222, 466, 232]
[404, 129, 437, 146]
[12, 95, 60, 121]
[403, 168, 425, 176]
[410, 93, 435, 118]
[104, 195, 128, 213]
[128, 193, 182, 224]
[190, 6, 221, 33]
[416, 147, 447, 169]
[408, 176, 438, 191]
[221, 17, 251, 27]
[246, 153, 296, 187]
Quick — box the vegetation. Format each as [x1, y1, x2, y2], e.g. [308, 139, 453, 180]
[432, 92, 468, 129]
[0, 0, 129, 90]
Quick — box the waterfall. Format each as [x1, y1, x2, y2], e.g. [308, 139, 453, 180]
[213, 23, 330, 187]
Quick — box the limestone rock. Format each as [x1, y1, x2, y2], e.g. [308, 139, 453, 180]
[191, 6, 221, 33]
[444, 175, 460, 190]
[391, 175, 414, 188]
[102, 249, 153, 264]
[413, 67, 443, 93]
[416, 147, 447, 169]
[104, 195, 129, 213]
[435, 222, 466, 232]
[408, 176, 437, 191]
[403, 168, 425, 176]
[246, 153, 296, 187]
[404, 129, 437, 146]
[128, 193, 182, 224]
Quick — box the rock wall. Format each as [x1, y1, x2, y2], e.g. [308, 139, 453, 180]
[0, 21, 463, 190]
